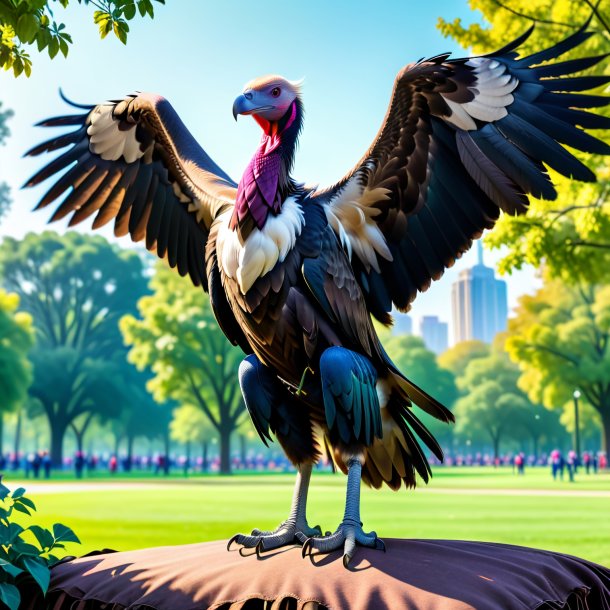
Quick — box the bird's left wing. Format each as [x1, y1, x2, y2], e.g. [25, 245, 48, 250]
[24, 92, 237, 290]
[311, 24, 610, 322]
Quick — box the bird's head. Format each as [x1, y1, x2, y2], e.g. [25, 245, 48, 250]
[233, 75, 302, 132]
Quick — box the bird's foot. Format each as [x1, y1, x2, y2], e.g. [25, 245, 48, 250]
[227, 518, 322, 556]
[302, 518, 385, 568]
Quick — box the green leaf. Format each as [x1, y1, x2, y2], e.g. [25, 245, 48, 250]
[28, 525, 53, 550]
[11, 540, 40, 556]
[0, 483, 10, 502]
[52, 523, 80, 544]
[47, 554, 60, 566]
[0, 524, 24, 546]
[15, 496, 35, 511]
[10, 489, 25, 500]
[137, 0, 147, 17]
[48, 36, 59, 59]
[99, 18, 112, 39]
[123, 2, 136, 19]
[93, 10, 110, 24]
[23, 557, 50, 594]
[113, 20, 128, 44]
[15, 14, 38, 44]
[0, 559, 23, 579]
[11, 503, 30, 516]
[59, 37, 68, 57]
[0, 583, 20, 610]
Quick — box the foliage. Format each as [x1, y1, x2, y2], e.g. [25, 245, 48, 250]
[0, 290, 33, 417]
[506, 276, 610, 451]
[438, 1, 610, 285]
[383, 334, 458, 444]
[0, 0, 165, 77]
[0, 101, 12, 224]
[0, 231, 149, 465]
[453, 350, 541, 456]
[0, 480, 79, 610]
[437, 340, 490, 380]
[121, 264, 246, 474]
[170, 404, 215, 448]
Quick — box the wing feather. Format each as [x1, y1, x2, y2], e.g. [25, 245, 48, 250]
[313, 26, 609, 317]
[24, 93, 238, 290]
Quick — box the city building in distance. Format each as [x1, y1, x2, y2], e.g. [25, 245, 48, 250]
[419, 315, 449, 355]
[451, 242, 508, 344]
[392, 312, 413, 336]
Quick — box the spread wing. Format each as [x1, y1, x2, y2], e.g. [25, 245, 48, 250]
[312, 23, 610, 322]
[24, 92, 237, 290]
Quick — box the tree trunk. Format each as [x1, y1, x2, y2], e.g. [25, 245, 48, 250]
[491, 433, 500, 463]
[0, 414, 4, 457]
[202, 441, 208, 472]
[219, 427, 231, 475]
[50, 421, 67, 468]
[239, 434, 246, 467]
[13, 410, 22, 458]
[113, 433, 121, 457]
[163, 431, 170, 475]
[72, 426, 84, 454]
[602, 412, 610, 458]
[126, 436, 134, 471]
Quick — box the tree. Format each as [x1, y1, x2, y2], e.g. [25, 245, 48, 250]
[0, 290, 33, 454]
[0, 101, 12, 223]
[0, 0, 166, 77]
[383, 334, 458, 447]
[170, 404, 216, 471]
[121, 264, 246, 474]
[438, 1, 610, 285]
[0, 231, 148, 465]
[453, 351, 539, 458]
[438, 340, 491, 380]
[506, 278, 610, 452]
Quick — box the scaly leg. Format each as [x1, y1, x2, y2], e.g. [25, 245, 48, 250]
[302, 457, 385, 567]
[228, 463, 321, 555]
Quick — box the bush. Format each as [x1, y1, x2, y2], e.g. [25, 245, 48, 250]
[0, 480, 80, 609]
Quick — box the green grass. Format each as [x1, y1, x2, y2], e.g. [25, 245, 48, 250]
[7, 467, 609, 567]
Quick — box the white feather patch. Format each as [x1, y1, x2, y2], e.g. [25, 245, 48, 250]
[441, 58, 518, 130]
[216, 196, 304, 294]
[326, 175, 393, 273]
[87, 105, 144, 163]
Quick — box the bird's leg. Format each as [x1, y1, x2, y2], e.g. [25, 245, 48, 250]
[302, 457, 385, 567]
[227, 463, 321, 554]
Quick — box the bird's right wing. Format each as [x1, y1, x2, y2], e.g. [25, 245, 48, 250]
[24, 92, 237, 290]
[311, 23, 610, 322]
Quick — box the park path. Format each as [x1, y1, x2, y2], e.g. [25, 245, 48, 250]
[10, 481, 610, 498]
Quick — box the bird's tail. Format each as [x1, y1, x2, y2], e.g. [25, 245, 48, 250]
[362, 369, 454, 490]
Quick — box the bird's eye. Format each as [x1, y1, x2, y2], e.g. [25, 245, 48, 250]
[271, 87, 281, 98]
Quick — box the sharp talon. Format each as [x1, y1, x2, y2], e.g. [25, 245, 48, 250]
[343, 553, 352, 569]
[376, 539, 386, 552]
[239, 545, 252, 557]
[314, 524, 322, 535]
[255, 539, 264, 558]
[302, 538, 312, 558]
[325, 531, 332, 536]
[227, 535, 240, 551]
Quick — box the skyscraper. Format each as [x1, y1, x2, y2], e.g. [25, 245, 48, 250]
[419, 315, 449, 355]
[392, 312, 413, 336]
[451, 243, 508, 344]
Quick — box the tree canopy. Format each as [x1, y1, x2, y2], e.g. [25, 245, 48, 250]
[0, 231, 149, 464]
[121, 265, 246, 474]
[506, 277, 610, 452]
[439, 1, 610, 285]
[0, 0, 166, 77]
[0, 290, 33, 452]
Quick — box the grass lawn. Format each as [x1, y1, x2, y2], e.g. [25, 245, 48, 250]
[7, 467, 609, 567]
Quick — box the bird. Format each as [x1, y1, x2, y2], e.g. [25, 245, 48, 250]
[24, 22, 610, 567]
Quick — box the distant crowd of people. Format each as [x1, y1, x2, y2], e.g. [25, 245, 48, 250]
[4, 447, 608, 479]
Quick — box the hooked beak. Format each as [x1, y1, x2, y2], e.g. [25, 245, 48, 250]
[232, 93, 273, 121]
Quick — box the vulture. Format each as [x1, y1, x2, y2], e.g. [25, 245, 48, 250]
[25, 22, 610, 566]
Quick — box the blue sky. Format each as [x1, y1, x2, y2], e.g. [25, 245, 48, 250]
[0, 0, 539, 342]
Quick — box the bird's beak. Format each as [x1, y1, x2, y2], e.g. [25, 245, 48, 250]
[232, 93, 273, 121]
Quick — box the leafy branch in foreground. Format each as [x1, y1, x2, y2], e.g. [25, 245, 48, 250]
[0, 481, 80, 610]
[0, 0, 166, 77]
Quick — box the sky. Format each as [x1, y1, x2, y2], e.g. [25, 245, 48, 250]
[0, 0, 540, 343]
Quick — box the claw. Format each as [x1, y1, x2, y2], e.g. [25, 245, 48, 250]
[239, 545, 252, 557]
[376, 538, 386, 552]
[255, 539, 264, 558]
[343, 553, 352, 569]
[302, 538, 313, 558]
[227, 535, 240, 551]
